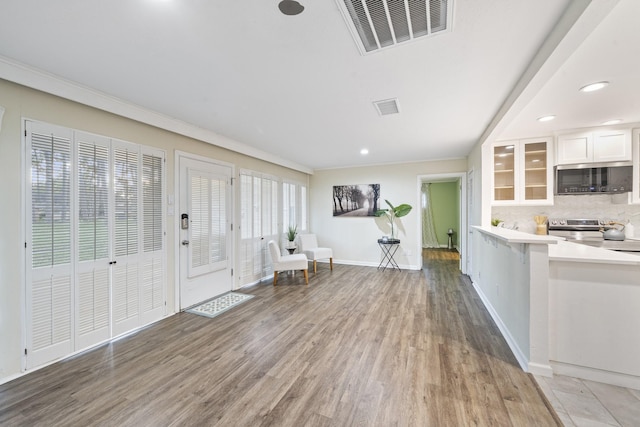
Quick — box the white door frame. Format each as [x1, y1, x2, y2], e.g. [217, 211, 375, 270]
[416, 172, 468, 274]
[174, 151, 235, 312]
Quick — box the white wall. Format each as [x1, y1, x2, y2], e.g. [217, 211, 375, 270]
[310, 159, 467, 269]
[472, 232, 531, 363]
[0, 79, 309, 383]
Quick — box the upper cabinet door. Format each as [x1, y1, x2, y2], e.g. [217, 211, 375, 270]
[593, 129, 632, 162]
[493, 143, 516, 203]
[522, 139, 552, 202]
[556, 132, 592, 165]
[556, 129, 631, 165]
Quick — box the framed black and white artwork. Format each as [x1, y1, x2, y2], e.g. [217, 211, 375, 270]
[332, 184, 380, 217]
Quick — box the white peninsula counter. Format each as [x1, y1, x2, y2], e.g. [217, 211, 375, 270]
[547, 240, 640, 389]
[471, 226, 640, 390]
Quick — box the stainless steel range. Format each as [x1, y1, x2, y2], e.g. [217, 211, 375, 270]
[548, 218, 640, 253]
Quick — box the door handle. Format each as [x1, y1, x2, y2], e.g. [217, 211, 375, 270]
[182, 240, 190, 246]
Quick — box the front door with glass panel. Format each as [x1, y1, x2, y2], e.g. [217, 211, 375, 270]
[179, 156, 232, 309]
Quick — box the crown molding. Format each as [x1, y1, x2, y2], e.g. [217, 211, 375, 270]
[0, 55, 313, 175]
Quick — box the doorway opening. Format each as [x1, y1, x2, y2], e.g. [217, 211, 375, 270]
[417, 173, 467, 273]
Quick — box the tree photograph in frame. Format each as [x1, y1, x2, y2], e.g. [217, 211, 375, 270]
[332, 184, 380, 216]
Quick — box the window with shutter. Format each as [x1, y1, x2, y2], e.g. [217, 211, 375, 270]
[141, 150, 165, 321]
[188, 170, 228, 278]
[283, 180, 308, 235]
[27, 122, 74, 368]
[238, 171, 279, 285]
[112, 142, 141, 335]
[75, 134, 111, 349]
[25, 121, 166, 369]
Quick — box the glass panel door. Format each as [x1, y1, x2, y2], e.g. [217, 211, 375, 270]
[494, 145, 515, 201]
[523, 141, 548, 200]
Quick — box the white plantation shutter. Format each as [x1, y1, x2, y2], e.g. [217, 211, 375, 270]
[77, 140, 109, 262]
[283, 180, 308, 235]
[27, 122, 74, 368]
[190, 174, 210, 271]
[112, 142, 141, 335]
[188, 170, 228, 278]
[25, 121, 166, 369]
[141, 150, 164, 322]
[77, 269, 109, 334]
[239, 171, 279, 285]
[75, 134, 111, 349]
[31, 276, 72, 350]
[210, 177, 226, 263]
[31, 131, 72, 267]
[114, 145, 139, 257]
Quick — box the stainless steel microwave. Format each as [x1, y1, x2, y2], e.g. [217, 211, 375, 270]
[555, 162, 633, 194]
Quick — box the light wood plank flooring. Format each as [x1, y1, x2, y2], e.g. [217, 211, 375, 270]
[0, 249, 560, 426]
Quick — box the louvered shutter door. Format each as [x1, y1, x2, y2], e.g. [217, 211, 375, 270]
[238, 171, 279, 285]
[112, 142, 141, 335]
[27, 122, 74, 368]
[263, 178, 278, 276]
[140, 149, 164, 323]
[75, 133, 111, 350]
[239, 174, 254, 282]
[26, 121, 167, 370]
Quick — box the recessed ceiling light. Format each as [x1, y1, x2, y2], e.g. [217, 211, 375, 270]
[537, 115, 556, 122]
[602, 119, 622, 126]
[580, 81, 609, 92]
[360, 148, 369, 155]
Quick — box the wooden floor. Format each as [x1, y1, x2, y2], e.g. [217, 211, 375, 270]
[0, 249, 560, 426]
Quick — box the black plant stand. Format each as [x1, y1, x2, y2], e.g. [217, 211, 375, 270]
[377, 238, 401, 271]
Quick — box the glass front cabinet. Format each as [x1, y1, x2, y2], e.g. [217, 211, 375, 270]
[492, 137, 553, 205]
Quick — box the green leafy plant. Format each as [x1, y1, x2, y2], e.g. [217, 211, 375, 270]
[375, 199, 412, 239]
[286, 225, 298, 241]
[491, 218, 502, 227]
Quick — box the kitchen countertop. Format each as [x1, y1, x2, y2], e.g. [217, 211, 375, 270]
[474, 225, 640, 265]
[548, 239, 640, 265]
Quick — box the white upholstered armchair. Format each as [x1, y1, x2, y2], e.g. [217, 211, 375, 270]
[267, 240, 309, 285]
[297, 234, 333, 274]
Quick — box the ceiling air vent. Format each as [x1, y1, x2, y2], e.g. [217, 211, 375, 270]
[337, 0, 452, 54]
[373, 98, 400, 116]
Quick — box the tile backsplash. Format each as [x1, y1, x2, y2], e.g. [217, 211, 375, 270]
[492, 194, 640, 235]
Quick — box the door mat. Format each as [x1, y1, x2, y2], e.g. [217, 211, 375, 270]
[186, 292, 254, 318]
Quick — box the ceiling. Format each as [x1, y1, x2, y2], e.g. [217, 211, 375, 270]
[0, 0, 635, 173]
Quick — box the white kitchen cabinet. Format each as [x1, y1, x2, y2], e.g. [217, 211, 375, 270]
[556, 129, 631, 165]
[492, 137, 553, 205]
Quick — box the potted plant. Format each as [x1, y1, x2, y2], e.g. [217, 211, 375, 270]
[375, 199, 412, 240]
[286, 225, 298, 248]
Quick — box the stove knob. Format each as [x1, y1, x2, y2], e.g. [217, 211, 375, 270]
[560, 220, 567, 225]
[550, 220, 557, 225]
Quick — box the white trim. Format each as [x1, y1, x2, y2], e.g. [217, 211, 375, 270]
[0, 56, 312, 175]
[21, 118, 27, 373]
[417, 172, 467, 274]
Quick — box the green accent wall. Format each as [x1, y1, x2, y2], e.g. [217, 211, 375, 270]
[429, 181, 460, 247]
